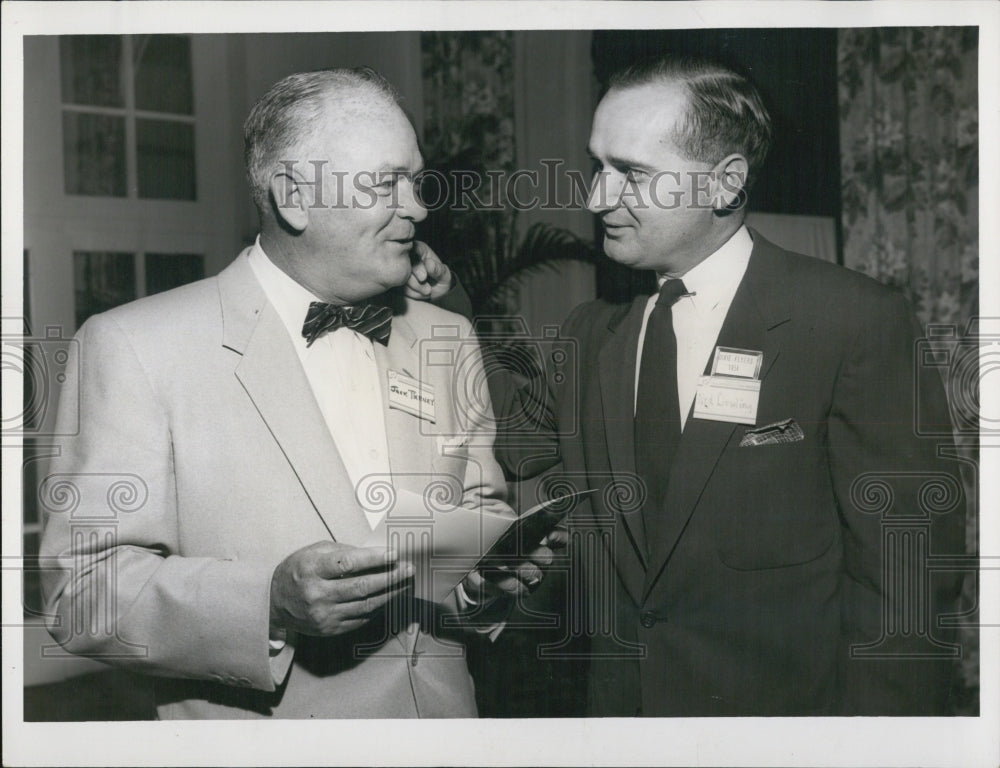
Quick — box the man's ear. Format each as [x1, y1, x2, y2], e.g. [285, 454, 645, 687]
[713, 154, 749, 211]
[269, 170, 309, 233]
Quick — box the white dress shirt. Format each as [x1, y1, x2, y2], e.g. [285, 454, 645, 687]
[634, 226, 753, 430]
[248, 240, 496, 661]
[247, 240, 391, 532]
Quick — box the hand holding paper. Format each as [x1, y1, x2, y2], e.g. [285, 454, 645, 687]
[362, 487, 595, 603]
[269, 540, 415, 637]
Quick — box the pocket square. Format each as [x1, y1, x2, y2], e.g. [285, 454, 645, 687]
[740, 418, 804, 447]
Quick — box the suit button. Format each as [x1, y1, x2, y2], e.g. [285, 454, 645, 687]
[640, 611, 657, 628]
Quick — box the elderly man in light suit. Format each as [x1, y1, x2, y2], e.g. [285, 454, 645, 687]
[40, 68, 546, 719]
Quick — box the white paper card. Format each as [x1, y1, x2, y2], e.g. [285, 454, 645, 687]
[710, 346, 764, 379]
[693, 375, 761, 425]
[362, 489, 512, 603]
[361, 488, 595, 602]
[387, 369, 435, 422]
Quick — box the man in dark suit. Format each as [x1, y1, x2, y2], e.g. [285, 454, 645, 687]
[420, 54, 966, 716]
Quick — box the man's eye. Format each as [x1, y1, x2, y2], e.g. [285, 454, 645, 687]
[625, 169, 646, 183]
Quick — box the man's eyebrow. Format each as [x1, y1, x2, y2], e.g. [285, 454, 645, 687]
[589, 151, 656, 173]
[374, 163, 423, 176]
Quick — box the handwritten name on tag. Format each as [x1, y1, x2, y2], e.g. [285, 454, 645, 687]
[388, 370, 436, 422]
[693, 376, 760, 425]
[710, 346, 763, 379]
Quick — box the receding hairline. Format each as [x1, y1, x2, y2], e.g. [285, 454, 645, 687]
[298, 84, 405, 137]
[602, 76, 691, 119]
[600, 75, 753, 164]
[292, 90, 414, 159]
[594, 80, 692, 149]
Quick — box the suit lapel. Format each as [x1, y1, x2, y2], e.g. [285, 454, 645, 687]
[642, 237, 791, 598]
[218, 255, 373, 546]
[372, 310, 428, 498]
[598, 296, 650, 602]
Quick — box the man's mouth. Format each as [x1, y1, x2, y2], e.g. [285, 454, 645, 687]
[602, 221, 631, 236]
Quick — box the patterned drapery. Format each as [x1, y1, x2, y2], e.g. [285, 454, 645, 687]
[839, 27, 980, 714]
[420, 32, 518, 312]
[838, 27, 978, 327]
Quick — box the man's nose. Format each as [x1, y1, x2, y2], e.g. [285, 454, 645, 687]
[586, 171, 621, 214]
[397, 179, 427, 223]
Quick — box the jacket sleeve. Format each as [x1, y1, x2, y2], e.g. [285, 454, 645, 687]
[39, 314, 284, 692]
[826, 290, 966, 714]
[430, 277, 568, 480]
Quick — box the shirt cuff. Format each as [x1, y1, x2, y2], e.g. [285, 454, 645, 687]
[268, 626, 287, 652]
[268, 629, 294, 685]
[455, 581, 480, 608]
[455, 581, 509, 641]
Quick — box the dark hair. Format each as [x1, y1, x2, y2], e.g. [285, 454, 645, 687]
[609, 55, 772, 187]
[243, 67, 401, 215]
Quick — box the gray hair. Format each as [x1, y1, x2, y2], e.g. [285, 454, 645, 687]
[243, 67, 402, 216]
[609, 55, 772, 188]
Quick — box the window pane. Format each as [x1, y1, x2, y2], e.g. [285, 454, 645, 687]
[136, 119, 196, 200]
[62, 112, 127, 197]
[145, 253, 204, 296]
[133, 35, 194, 115]
[59, 35, 124, 108]
[73, 251, 135, 328]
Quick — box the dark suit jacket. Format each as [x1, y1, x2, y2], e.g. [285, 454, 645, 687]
[487, 232, 966, 716]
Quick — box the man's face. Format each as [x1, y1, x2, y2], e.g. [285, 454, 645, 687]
[587, 82, 719, 276]
[298, 102, 427, 303]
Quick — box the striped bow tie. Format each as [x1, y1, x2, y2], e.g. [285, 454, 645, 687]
[302, 301, 392, 347]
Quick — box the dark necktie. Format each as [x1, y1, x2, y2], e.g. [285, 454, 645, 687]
[635, 279, 688, 551]
[301, 301, 392, 347]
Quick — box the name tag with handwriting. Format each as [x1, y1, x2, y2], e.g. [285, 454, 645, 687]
[692, 376, 761, 425]
[693, 347, 764, 425]
[387, 370, 436, 422]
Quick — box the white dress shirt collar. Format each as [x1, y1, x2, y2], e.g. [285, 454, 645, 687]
[657, 225, 753, 310]
[246, 237, 325, 351]
[636, 225, 754, 428]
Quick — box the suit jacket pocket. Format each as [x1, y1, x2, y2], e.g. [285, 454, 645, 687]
[714, 442, 838, 570]
[740, 418, 805, 447]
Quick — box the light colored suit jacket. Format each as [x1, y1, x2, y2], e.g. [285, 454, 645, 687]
[40, 249, 511, 718]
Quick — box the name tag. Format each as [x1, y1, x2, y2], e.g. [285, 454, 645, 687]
[693, 376, 761, 425]
[710, 346, 763, 379]
[387, 370, 436, 422]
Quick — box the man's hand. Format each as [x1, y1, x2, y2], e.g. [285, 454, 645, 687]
[270, 541, 414, 637]
[406, 241, 453, 301]
[461, 538, 561, 602]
